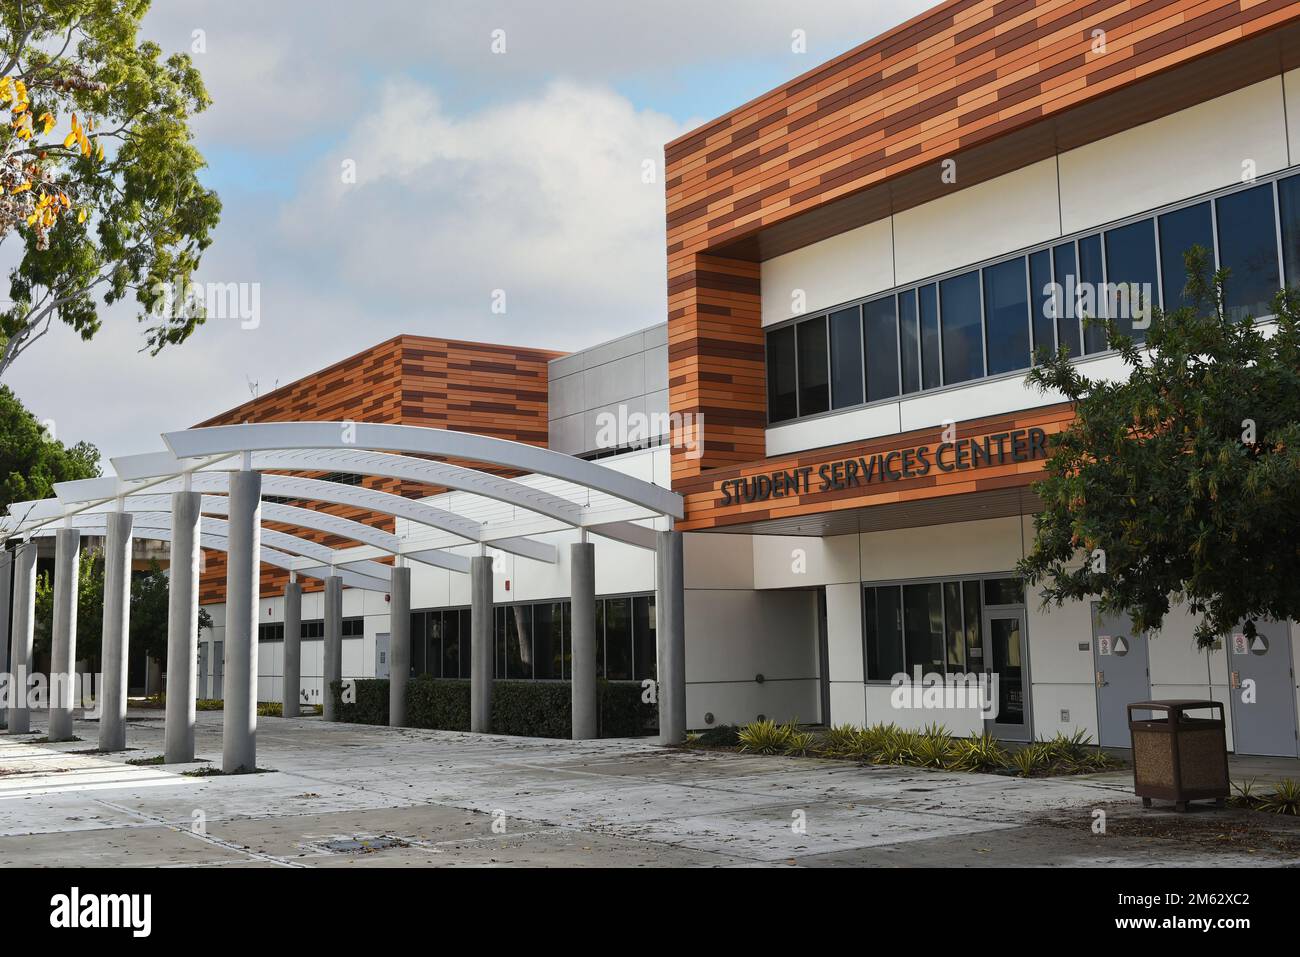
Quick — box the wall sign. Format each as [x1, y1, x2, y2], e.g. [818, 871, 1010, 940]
[718, 427, 1048, 507]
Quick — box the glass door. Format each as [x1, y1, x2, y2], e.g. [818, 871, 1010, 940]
[981, 608, 1031, 740]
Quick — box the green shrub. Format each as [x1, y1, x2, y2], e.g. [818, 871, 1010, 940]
[737, 718, 793, 754]
[1257, 778, 1300, 815]
[816, 724, 865, 758]
[329, 677, 653, 739]
[785, 729, 817, 756]
[950, 731, 1008, 772]
[692, 724, 740, 747]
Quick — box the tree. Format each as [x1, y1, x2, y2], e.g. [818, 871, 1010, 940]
[0, 384, 99, 515]
[34, 544, 103, 662]
[1018, 247, 1300, 648]
[36, 555, 211, 667]
[131, 558, 211, 664]
[0, 1, 221, 379]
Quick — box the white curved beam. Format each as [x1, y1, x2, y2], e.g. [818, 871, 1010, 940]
[162, 422, 683, 519]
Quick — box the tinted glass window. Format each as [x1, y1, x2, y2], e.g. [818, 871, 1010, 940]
[919, 283, 941, 389]
[864, 586, 903, 681]
[1104, 218, 1158, 342]
[944, 581, 965, 672]
[532, 603, 562, 680]
[983, 577, 1025, 606]
[1052, 242, 1082, 357]
[1078, 234, 1107, 354]
[443, 610, 464, 678]
[604, 597, 633, 680]
[863, 296, 900, 401]
[962, 581, 983, 668]
[903, 582, 945, 672]
[939, 271, 984, 384]
[898, 288, 921, 393]
[766, 325, 797, 423]
[983, 258, 1030, 375]
[1280, 175, 1300, 290]
[828, 306, 863, 409]
[633, 595, 656, 682]
[1216, 184, 1279, 322]
[796, 317, 829, 416]
[1159, 201, 1214, 313]
[1028, 249, 1054, 361]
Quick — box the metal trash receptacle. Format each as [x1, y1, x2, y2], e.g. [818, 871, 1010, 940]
[1127, 700, 1229, 812]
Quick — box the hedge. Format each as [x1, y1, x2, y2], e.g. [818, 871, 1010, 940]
[330, 676, 656, 739]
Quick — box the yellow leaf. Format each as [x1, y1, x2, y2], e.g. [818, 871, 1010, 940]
[26, 211, 38, 226]
[63, 131, 77, 149]
[39, 112, 55, 135]
[77, 208, 87, 224]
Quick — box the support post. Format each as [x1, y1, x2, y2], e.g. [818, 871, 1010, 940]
[6, 543, 36, 733]
[281, 580, 302, 719]
[164, 491, 201, 761]
[570, 542, 597, 739]
[656, 530, 686, 745]
[0, 550, 11, 730]
[222, 469, 261, 773]
[389, 565, 411, 727]
[322, 575, 343, 721]
[48, 527, 81, 742]
[469, 555, 493, 732]
[98, 512, 133, 751]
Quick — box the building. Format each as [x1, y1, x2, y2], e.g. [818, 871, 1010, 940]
[193, 0, 1300, 756]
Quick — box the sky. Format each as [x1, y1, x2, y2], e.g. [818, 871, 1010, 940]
[6, 0, 933, 459]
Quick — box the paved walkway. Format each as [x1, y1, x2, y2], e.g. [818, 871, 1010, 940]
[2, 710, 1297, 867]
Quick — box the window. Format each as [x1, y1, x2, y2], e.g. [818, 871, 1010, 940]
[863, 296, 900, 401]
[633, 595, 656, 682]
[444, 609, 466, 678]
[1158, 201, 1214, 313]
[944, 581, 964, 672]
[1052, 241, 1082, 357]
[766, 325, 797, 423]
[532, 602, 563, 680]
[1078, 233, 1107, 354]
[918, 283, 941, 390]
[342, 617, 364, 638]
[301, 620, 324, 639]
[983, 578, 1025, 606]
[1028, 249, 1054, 360]
[1280, 174, 1300, 289]
[604, 596, 633, 680]
[1104, 218, 1158, 341]
[982, 257, 1031, 375]
[258, 623, 284, 643]
[863, 586, 903, 681]
[829, 306, 863, 409]
[940, 271, 983, 384]
[796, 317, 829, 415]
[902, 582, 944, 673]
[1216, 184, 1279, 322]
[898, 289, 921, 393]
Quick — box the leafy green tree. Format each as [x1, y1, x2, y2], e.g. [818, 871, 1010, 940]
[0, 384, 99, 514]
[34, 544, 103, 662]
[131, 558, 211, 663]
[1019, 247, 1300, 647]
[0, 0, 221, 378]
[36, 555, 211, 667]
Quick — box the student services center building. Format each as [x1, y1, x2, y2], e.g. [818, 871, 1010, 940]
[192, 0, 1300, 757]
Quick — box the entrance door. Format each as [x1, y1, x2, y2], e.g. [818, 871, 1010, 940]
[375, 633, 390, 679]
[197, 643, 209, 699]
[1227, 620, 1299, 757]
[982, 608, 1031, 740]
[1091, 605, 1151, 748]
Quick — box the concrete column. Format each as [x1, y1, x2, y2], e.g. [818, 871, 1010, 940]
[98, 512, 133, 752]
[0, 549, 12, 730]
[281, 580, 302, 719]
[469, 555, 493, 732]
[570, 542, 597, 739]
[222, 469, 261, 773]
[164, 491, 201, 762]
[48, 528, 81, 742]
[656, 530, 686, 746]
[389, 565, 411, 727]
[6, 543, 36, 733]
[322, 575, 343, 721]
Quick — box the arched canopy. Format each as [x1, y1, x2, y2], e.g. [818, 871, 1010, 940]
[1, 420, 682, 593]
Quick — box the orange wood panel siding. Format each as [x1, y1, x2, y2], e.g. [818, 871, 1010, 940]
[664, 0, 1300, 496]
[674, 404, 1075, 531]
[195, 335, 563, 605]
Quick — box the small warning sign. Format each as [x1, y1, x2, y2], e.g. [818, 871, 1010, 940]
[1251, 634, 1269, 656]
[1098, 636, 1112, 656]
[1113, 635, 1130, 657]
[1232, 633, 1249, 656]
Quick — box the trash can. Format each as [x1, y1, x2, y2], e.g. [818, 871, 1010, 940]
[1127, 700, 1229, 811]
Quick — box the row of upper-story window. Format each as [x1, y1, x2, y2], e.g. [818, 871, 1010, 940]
[766, 169, 1300, 425]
